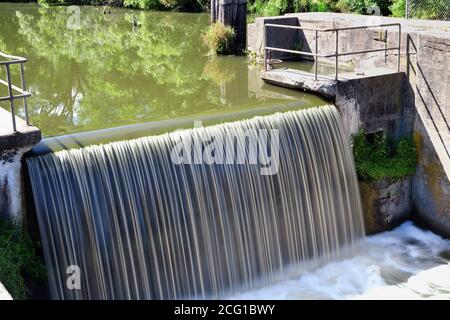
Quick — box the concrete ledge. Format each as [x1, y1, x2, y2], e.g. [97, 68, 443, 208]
[0, 107, 40, 152]
[261, 66, 400, 102]
[261, 68, 337, 100]
[261, 67, 407, 139]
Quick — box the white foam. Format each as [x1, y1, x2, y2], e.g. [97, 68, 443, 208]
[0, 282, 12, 300]
[231, 222, 450, 299]
[354, 264, 450, 300]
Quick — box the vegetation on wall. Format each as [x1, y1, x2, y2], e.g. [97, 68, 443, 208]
[352, 130, 417, 182]
[0, 220, 46, 299]
[202, 22, 236, 55]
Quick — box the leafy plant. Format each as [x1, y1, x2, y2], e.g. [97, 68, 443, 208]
[123, 0, 164, 10]
[336, 0, 393, 15]
[352, 129, 417, 181]
[36, 0, 208, 11]
[0, 220, 46, 299]
[250, 0, 289, 16]
[202, 22, 236, 55]
[410, 0, 450, 20]
[38, 0, 112, 5]
[248, 0, 339, 16]
[390, 0, 405, 17]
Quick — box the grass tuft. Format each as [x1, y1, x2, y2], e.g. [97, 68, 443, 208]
[0, 220, 46, 299]
[201, 22, 236, 55]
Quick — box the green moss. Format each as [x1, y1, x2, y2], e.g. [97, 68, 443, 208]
[352, 129, 417, 182]
[0, 220, 46, 299]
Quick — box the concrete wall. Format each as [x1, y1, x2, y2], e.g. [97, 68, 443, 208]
[248, 13, 450, 237]
[407, 31, 450, 238]
[411, 32, 450, 176]
[250, 16, 302, 60]
[336, 72, 413, 233]
[360, 177, 411, 234]
[1, 148, 26, 221]
[336, 72, 413, 139]
[413, 116, 450, 238]
[0, 108, 40, 221]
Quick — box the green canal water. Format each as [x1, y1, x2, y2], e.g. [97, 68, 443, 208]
[0, 3, 326, 138]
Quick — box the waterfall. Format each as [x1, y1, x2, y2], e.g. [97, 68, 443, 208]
[26, 105, 365, 300]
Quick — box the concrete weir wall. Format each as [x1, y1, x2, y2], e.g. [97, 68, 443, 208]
[409, 31, 450, 237]
[248, 13, 450, 237]
[0, 107, 40, 221]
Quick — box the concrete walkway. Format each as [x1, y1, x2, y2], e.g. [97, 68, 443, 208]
[261, 66, 399, 99]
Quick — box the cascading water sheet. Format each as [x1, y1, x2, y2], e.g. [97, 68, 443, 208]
[27, 105, 365, 299]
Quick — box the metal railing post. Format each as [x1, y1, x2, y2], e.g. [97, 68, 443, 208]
[5, 64, 17, 132]
[335, 30, 339, 80]
[0, 52, 31, 132]
[406, 34, 410, 79]
[405, 0, 410, 19]
[263, 24, 268, 71]
[19, 63, 29, 125]
[397, 25, 401, 72]
[314, 30, 318, 81]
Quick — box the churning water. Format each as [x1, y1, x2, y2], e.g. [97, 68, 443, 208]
[232, 222, 450, 300]
[27, 105, 365, 299]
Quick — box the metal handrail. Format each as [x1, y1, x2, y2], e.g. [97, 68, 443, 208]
[263, 23, 402, 81]
[0, 51, 31, 133]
